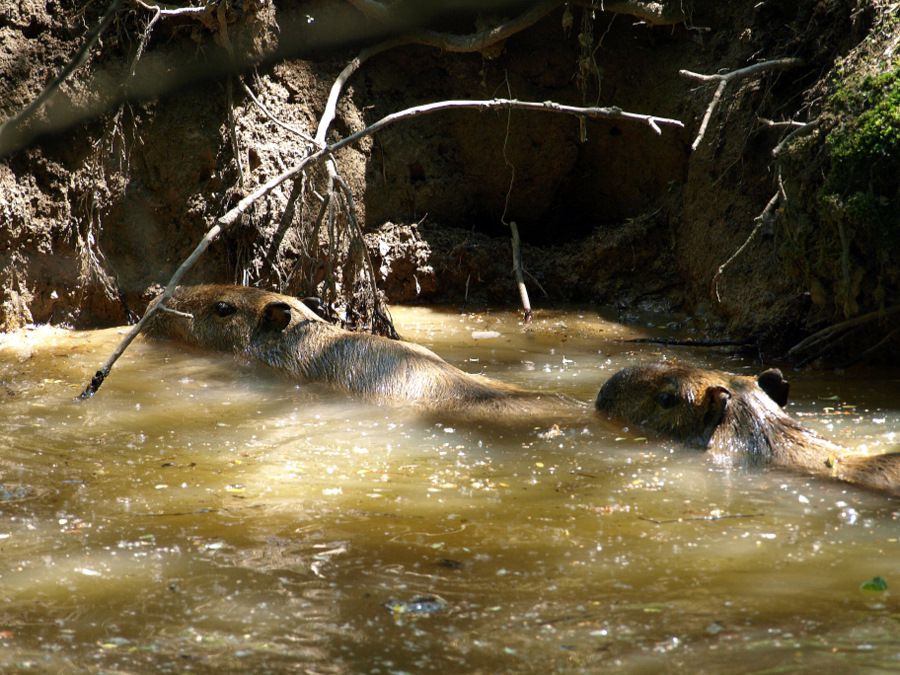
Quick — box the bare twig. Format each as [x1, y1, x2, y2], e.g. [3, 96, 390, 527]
[772, 116, 819, 157]
[712, 191, 780, 302]
[498, 82, 533, 322]
[757, 117, 807, 128]
[680, 57, 804, 151]
[333, 174, 399, 338]
[77, 220, 227, 399]
[130, 5, 161, 77]
[626, 337, 754, 348]
[316, 39, 406, 147]
[525, 268, 550, 298]
[325, 0, 680, 142]
[0, 0, 123, 146]
[509, 222, 533, 323]
[638, 512, 763, 525]
[409, 0, 563, 52]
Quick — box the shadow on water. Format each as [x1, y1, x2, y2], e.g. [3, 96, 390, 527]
[0, 307, 898, 672]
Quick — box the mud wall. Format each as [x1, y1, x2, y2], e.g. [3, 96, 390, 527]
[1, 0, 894, 361]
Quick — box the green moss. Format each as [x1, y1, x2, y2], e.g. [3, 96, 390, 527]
[775, 5, 900, 337]
[812, 60, 900, 317]
[826, 65, 900, 196]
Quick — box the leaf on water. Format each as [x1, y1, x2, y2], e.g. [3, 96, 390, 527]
[860, 576, 888, 592]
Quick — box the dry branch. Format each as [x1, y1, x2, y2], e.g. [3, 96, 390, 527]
[638, 512, 763, 525]
[79, 96, 682, 397]
[757, 117, 807, 129]
[222, 97, 683, 230]
[772, 116, 818, 157]
[78, 221, 226, 399]
[680, 57, 804, 151]
[509, 222, 533, 323]
[711, 190, 781, 302]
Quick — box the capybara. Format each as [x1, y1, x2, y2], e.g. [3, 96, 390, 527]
[142, 284, 565, 412]
[596, 364, 900, 496]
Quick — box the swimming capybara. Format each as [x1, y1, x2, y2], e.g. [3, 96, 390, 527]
[142, 284, 563, 412]
[595, 364, 900, 496]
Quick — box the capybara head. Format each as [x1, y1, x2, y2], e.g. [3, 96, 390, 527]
[596, 364, 795, 463]
[142, 285, 322, 354]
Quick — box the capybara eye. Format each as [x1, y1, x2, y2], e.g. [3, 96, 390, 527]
[655, 391, 679, 409]
[212, 301, 237, 318]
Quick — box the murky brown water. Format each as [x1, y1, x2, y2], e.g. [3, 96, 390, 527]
[1, 307, 898, 673]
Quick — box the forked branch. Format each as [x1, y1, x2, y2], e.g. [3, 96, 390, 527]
[680, 57, 804, 151]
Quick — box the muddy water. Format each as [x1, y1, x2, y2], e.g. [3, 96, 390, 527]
[1, 307, 898, 673]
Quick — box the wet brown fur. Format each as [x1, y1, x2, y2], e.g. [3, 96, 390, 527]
[596, 364, 899, 496]
[143, 285, 566, 413]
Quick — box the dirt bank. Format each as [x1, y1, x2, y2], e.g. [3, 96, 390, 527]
[1, 0, 896, 363]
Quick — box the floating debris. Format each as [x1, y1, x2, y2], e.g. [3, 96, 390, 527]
[860, 576, 888, 592]
[0, 484, 33, 502]
[436, 558, 463, 570]
[538, 424, 563, 440]
[384, 595, 448, 616]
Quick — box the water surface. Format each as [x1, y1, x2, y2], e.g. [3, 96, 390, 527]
[1, 307, 898, 673]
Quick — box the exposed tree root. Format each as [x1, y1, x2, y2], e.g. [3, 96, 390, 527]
[788, 304, 900, 365]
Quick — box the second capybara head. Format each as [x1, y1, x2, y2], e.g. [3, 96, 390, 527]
[595, 363, 793, 461]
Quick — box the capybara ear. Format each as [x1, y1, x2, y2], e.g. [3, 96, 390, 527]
[757, 368, 789, 407]
[261, 302, 292, 332]
[700, 385, 731, 444]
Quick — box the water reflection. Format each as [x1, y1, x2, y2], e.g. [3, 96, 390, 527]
[1, 309, 898, 672]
